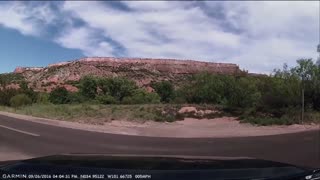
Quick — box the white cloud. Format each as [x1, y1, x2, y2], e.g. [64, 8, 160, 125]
[0, 1, 318, 73]
[0, 2, 56, 36]
[217, 1, 319, 73]
[60, 1, 241, 61]
[55, 26, 114, 57]
[223, 1, 318, 39]
[124, 1, 175, 11]
[0, 2, 37, 35]
[231, 38, 317, 74]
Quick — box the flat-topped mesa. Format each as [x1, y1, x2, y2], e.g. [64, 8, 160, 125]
[76, 57, 241, 75]
[15, 57, 241, 75]
[10, 57, 246, 93]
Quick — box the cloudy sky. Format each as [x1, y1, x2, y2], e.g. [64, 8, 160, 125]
[0, 1, 318, 73]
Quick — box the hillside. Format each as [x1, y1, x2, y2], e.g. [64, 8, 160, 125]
[11, 57, 243, 92]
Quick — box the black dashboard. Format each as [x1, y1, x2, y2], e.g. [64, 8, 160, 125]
[0, 154, 318, 180]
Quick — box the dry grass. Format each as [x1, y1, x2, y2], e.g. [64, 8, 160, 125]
[0, 104, 181, 124]
[0, 103, 226, 125]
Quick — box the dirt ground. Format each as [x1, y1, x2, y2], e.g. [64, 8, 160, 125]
[0, 111, 319, 138]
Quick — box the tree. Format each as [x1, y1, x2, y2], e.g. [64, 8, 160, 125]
[0, 77, 7, 88]
[0, 88, 20, 106]
[257, 75, 300, 118]
[19, 81, 38, 103]
[37, 93, 50, 104]
[122, 89, 160, 104]
[97, 77, 138, 102]
[10, 94, 32, 107]
[316, 57, 320, 67]
[292, 59, 317, 123]
[180, 73, 232, 104]
[0, 73, 24, 89]
[97, 78, 111, 95]
[152, 81, 175, 103]
[311, 66, 320, 110]
[79, 76, 98, 99]
[49, 87, 70, 104]
[227, 77, 261, 108]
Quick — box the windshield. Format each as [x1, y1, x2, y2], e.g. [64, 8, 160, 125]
[0, 1, 319, 179]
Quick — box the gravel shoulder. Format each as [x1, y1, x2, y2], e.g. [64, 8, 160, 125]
[0, 111, 319, 138]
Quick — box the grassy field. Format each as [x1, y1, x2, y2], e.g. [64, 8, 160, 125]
[0, 103, 223, 125]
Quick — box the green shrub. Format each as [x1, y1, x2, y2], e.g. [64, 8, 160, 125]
[152, 81, 175, 103]
[227, 77, 261, 108]
[68, 92, 86, 104]
[96, 94, 118, 104]
[97, 77, 138, 101]
[0, 88, 21, 106]
[37, 93, 50, 104]
[180, 73, 232, 104]
[257, 76, 300, 110]
[19, 81, 39, 103]
[49, 87, 70, 104]
[0, 73, 24, 87]
[122, 89, 160, 104]
[241, 117, 293, 126]
[10, 94, 32, 107]
[79, 76, 98, 99]
[172, 89, 187, 104]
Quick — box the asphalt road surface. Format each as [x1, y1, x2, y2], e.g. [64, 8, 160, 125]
[0, 114, 320, 168]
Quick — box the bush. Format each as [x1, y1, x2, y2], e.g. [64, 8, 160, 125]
[0, 88, 20, 106]
[172, 89, 187, 104]
[68, 92, 86, 104]
[257, 76, 300, 110]
[122, 89, 160, 104]
[152, 81, 175, 103]
[10, 94, 32, 107]
[79, 76, 98, 99]
[227, 77, 261, 108]
[241, 117, 293, 126]
[49, 87, 70, 104]
[19, 81, 39, 103]
[180, 73, 231, 104]
[96, 94, 118, 104]
[97, 77, 138, 102]
[37, 93, 50, 104]
[0, 73, 24, 88]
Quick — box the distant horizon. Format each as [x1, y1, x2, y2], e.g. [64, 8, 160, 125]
[5, 55, 314, 76]
[11, 56, 242, 72]
[1, 53, 246, 74]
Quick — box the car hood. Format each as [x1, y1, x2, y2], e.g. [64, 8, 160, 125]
[0, 154, 306, 170]
[0, 154, 315, 180]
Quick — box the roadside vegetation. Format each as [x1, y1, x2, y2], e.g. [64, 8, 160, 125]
[0, 58, 320, 126]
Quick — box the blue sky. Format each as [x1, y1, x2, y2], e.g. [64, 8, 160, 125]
[0, 1, 318, 73]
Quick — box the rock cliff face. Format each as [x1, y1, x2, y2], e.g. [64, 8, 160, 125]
[13, 57, 243, 92]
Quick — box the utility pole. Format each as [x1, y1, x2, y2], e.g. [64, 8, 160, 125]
[317, 0, 320, 162]
[301, 84, 304, 123]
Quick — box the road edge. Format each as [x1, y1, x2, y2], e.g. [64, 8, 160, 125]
[0, 111, 319, 138]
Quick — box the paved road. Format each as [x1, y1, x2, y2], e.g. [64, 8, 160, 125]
[0, 114, 320, 168]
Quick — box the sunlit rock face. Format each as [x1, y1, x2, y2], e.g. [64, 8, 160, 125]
[12, 57, 243, 92]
